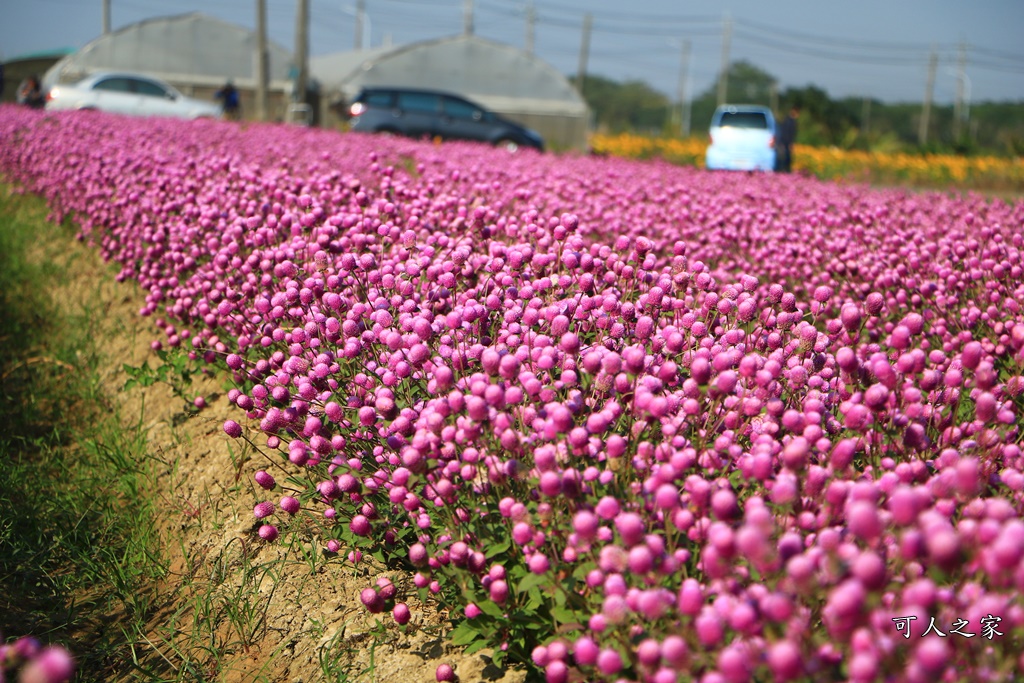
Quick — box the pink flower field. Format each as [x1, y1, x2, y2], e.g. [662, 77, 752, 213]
[2, 105, 1023, 683]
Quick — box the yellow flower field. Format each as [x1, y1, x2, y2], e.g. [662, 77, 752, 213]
[590, 132, 1024, 192]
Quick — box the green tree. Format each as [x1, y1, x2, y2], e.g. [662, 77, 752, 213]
[688, 60, 780, 139]
[779, 85, 859, 146]
[571, 74, 671, 134]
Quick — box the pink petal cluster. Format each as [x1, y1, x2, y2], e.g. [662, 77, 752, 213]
[0, 635, 75, 683]
[3, 107, 1023, 682]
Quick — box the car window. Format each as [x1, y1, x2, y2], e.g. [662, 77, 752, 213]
[362, 91, 393, 107]
[396, 92, 439, 114]
[717, 111, 771, 129]
[133, 78, 171, 98]
[442, 97, 482, 120]
[92, 77, 133, 93]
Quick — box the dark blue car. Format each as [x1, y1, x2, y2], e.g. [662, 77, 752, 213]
[348, 87, 544, 152]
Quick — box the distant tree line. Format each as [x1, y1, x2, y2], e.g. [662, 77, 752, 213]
[572, 61, 1024, 156]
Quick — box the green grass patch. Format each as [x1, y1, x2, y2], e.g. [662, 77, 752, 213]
[0, 185, 166, 679]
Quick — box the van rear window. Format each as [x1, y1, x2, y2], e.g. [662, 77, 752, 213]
[717, 112, 770, 129]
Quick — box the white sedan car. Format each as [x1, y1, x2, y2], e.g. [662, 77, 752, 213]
[46, 72, 222, 119]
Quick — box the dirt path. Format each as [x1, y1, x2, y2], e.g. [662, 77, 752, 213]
[32, 194, 526, 683]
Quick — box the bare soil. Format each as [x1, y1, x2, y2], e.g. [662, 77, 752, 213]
[34, 200, 526, 683]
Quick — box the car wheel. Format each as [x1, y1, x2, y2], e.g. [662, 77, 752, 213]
[496, 138, 519, 153]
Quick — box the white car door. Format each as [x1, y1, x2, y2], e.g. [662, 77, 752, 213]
[89, 76, 142, 115]
[131, 77, 183, 118]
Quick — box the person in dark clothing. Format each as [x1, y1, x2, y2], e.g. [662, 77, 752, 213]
[215, 80, 240, 120]
[776, 105, 800, 173]
[17, 75, 45, 109]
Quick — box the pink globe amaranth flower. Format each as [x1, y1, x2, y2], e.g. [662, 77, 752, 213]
[435, 663, 456, 682]
[409, 542, 428, 567]
[848, 652, 878, 682]
[528, 553, 550, 574]
[851, 551, 887, 590]
[695, 609, 723, 646]
[544, 660, 568, 683]
[636, 638, 661, 667]
[392, 602, 411, 625]
[614, 512, 645, 546]
[258, 524, 279, 541]
[17, 646, 75, 683]
[847, 501, 882, 540]
[360, 587, 385, 613]
[489, 579, 509, 604]
[717, 644, 750, 682]
[377, 577, 397, 601]
[914, 636, 949, 675]
[574, 636, 599, 666]
[253, 501, 274, 519]
[464, 603, 482, 618]
[279, 496, 300, 514]
[975, 392, 997, 423]
[865, 292, 885, 315]
[595, 648, 622, 676]
[223, 419, 243, 438]
[660, 634, 688, 669]
[350, 515, 371, 536]
[766, 640, 802, 681]
[926, 528, 961, 570]
[254, 470, 276, 490]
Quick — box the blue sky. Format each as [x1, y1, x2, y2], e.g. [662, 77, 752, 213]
[3, 0, 1022, 103]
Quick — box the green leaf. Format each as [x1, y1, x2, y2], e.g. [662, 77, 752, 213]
[477, 600, 505, 619]
[485, 538, 511, 559]
[517, 572, 547, 593]
[551, 605, 578, 623]
[525, 586, 544, 610]
[448, 621, 480, 647]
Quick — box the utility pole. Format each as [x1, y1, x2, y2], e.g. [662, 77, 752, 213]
[463, 0, 474, 36]
[102, 0, 111, 34]
[355, 0, 365, 50]
[676, 39, 691, 137]
[525, 1, 536, 55]
[918, 47, 937, 146]
[953, 41, 966, 139]
[255, 0, 268, 121]
[294, 0, 309, 104]
[576, 13, 592, 98]
[717, 14, 732, 106]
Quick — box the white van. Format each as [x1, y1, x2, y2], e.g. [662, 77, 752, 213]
[705, 105, 776, 171]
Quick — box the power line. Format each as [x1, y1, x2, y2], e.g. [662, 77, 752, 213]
[733, 16, 954, 53]
[733, 28, 934, 66]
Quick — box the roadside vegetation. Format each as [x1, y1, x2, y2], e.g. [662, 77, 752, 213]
[588, 133, 1024, 193]
[0, 187, 164, 680]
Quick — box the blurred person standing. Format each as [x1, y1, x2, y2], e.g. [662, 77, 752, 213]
[17, 75, 45, 109]
[215, 80, 240, 120]
[776, 105, 800, 173]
